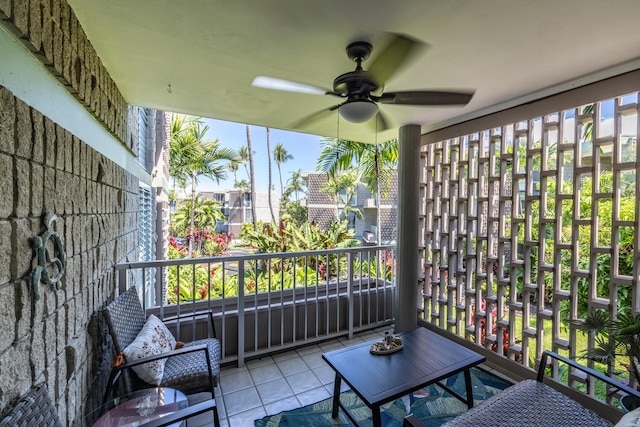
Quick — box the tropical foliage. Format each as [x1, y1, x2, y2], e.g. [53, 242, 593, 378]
[317, 138, 398, 244]
[273, 143, 294, 196]
[576, 309, 640, 386]
[165, 218, 391, 304]
[284, 169, 307, 203]
[170, 195, 225, 241]
[281, 169, 308, 226]
[234, 179, 251, 193]
[169, 114, 238, 256]
[510, 169, 635, 318]
[317, 138, 398, 199]
[319, 170, 363, 220]
[239, 219, 359, 254]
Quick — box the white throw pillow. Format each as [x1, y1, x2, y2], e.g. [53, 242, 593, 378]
[122, 315, 177, 385]
[616, 407, 640, 427]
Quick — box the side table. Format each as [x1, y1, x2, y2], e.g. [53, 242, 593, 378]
[88, 387, 188, 427]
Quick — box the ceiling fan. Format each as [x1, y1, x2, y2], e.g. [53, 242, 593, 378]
[252, 34, 474, 131]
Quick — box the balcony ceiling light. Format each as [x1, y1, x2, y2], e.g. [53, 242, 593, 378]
[338, 100, 379, 123]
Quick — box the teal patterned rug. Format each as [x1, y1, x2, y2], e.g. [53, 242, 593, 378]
[255, 368, 512, 427]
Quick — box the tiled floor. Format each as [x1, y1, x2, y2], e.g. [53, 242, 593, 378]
[186, 327, 509, 427]
[215, 328, 389, 427]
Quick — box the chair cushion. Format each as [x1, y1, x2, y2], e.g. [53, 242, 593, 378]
[162, 338, 222, 392]
[617, 407, 640, 427]
[123, 315, 177, 385]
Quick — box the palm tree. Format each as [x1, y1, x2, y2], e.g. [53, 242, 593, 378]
[171, 195, 226, 252]
[234, 179, 251, 194]
[285, 169, 306, 202]
[273, 143, 293, 196]
[266, 128, 276, 222]
[170, 114, 238, 256]
[226, 160, 239, 184]
[317, 138, 398, 245]
[245, 125, 258, 231]
[320, 170, 361, 219]
[239, 146, 250, 180]
[169, 114, 199, 193]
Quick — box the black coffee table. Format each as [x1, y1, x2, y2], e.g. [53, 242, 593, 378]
[322, 327, 485, 427]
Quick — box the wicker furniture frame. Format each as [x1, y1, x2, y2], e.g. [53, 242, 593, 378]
[404, 350, 640, 427]
[0, 383, 61, 427]
[102, 287, 222, 427]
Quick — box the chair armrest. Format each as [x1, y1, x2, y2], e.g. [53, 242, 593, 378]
[403, 413, 426, 427]
[539, 350, 640, 399]
[103, 344, 213, 405]
[118, 344, 210, 370]
[140, 399, 218, 427]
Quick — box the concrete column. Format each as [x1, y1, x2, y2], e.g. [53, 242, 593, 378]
[395, 124, 421, 332]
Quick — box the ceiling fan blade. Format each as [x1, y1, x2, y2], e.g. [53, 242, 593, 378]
[366, 110, 393, 133]
[374, 90, 474, 106]
[292, 104, 341, 129]
[252, 76, 331, 95]
[366, 34, 426, 87]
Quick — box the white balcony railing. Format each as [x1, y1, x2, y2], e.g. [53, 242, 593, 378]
[363, 198, 377, 208]
[115, 245, 396, 366]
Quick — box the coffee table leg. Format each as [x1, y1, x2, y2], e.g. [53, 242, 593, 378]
[332, 373, 341, 418]
[464, 369, 474, 408]
[372, 405, 382, 427]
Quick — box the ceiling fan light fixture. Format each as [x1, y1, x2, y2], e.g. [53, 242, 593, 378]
[338, 100, 378, 123]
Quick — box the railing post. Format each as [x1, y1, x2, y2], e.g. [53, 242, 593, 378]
[347, 251, 354, 340]
[118, 267, 127, 296]
[237, 258, 245, 367]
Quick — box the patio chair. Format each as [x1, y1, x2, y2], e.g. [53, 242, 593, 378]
[0, 383, 62, 427]
[102, 286, 221, 426]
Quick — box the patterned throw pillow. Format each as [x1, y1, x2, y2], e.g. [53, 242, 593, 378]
[616, 407, 640, 427]
[123, 315, 177, 385]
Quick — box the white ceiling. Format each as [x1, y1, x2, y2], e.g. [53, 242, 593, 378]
[67, 0, 640, 144]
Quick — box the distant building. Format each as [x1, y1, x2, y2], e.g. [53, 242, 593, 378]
[305, 171, 398, 245]
[200, 189, 280, 236]
[200, 172, 398, 246]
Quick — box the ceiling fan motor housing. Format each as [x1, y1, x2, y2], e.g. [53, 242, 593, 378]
[333, 71, 378, 99]
[333, 41, 378, 99]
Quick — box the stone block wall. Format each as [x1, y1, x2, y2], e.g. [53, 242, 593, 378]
[0, 0, 139, 153]
[0, 84, 139, 425]
[0, 0, 146, 424]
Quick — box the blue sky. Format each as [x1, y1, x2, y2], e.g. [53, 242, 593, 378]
[197, 118, 325, 192]
[194, 97, 627, 192]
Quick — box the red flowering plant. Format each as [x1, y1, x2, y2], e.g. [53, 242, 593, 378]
[184, 230, 232, 256]
[168, 236, 187, 258]
[470, 299, 512, 357]
[384, 250, 396, 279]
